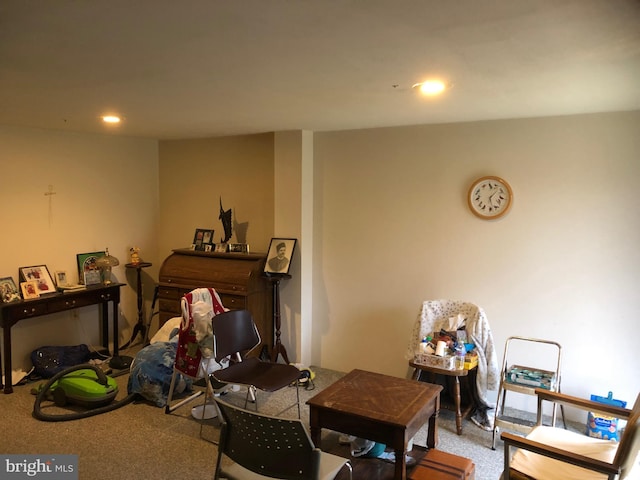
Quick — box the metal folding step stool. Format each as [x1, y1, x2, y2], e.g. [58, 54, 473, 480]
[492, 336, 566, 449]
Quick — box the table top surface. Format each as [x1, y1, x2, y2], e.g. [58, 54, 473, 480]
[307, 369, 442, 426]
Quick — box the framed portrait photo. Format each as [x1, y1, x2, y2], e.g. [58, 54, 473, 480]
[264, 238, 296, 275]
[0, 276, 21, 303]
[18, 265, 56, 295]
[20, 280, 40, 299]
[192, 228, 214, 251]
[76, 251, 105, 285]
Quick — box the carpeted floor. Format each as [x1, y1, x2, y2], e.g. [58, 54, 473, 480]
[1, 361, 508, 479]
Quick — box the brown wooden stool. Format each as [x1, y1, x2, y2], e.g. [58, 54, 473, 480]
[408, 449, 475, 480]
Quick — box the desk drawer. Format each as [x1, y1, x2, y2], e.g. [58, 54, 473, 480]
[219, 294, 246, 310]
[13, 303, 48, 319]
[158, 286, 181, 300]
[159, 299, 181, 315]
[48, 295, 95, 313]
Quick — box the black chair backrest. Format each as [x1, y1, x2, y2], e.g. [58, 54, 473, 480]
[215, 398, 320, 479]
[212, 309, 260, 363]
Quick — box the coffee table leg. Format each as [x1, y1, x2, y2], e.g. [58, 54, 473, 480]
[427, 395, 440, 449]
[394, 447, 407, 480]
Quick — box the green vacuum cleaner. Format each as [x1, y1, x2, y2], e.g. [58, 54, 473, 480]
[33, 364, 135, 422]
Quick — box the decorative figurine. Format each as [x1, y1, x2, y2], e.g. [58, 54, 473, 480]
[129, 247, 141, 264]
[219, 197, 233, 243]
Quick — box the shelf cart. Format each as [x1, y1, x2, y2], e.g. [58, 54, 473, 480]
[492, 336, 565, 449]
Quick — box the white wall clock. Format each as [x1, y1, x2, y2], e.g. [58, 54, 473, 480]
[468, 176, 513, 219]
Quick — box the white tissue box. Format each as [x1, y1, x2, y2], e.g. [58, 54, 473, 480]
[414, 353, 455, 370]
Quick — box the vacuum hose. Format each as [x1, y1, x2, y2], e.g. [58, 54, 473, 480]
[33, 363, 136, 422]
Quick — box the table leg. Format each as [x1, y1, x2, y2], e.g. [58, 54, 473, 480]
[454, 376, 462, 435]
[394, 447, 407, 480]
[2, 326, 12, 394]
[310, 426, 321, 448]
[427, 395, 440, 448]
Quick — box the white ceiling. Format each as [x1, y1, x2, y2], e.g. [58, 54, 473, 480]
[1, 0, 639, 140]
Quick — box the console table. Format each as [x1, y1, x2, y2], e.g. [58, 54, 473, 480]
[0, 283, 124, 394]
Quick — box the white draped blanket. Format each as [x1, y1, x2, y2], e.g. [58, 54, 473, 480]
[406, 299, 499, 429]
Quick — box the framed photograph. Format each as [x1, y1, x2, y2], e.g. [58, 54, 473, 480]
[18, 265, 56, 295]
[192, 228, 214, 251]
[264, 238, 297, 275]
[76, 251, 105, 285]
[215, 243, 228, 253]
[0, 276, 21, 303]
[228, 243, 250, 253]
[54, 270, 69, 287]
[20, 280, 40, 299]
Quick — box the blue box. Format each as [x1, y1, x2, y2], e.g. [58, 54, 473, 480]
[586, 391, 627, 441]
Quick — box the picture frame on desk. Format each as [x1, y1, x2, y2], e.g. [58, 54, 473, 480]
[20, 280, 40, 299]
[264, 238, 296, 275]
[0, 276, 21, 303]
[18, 265, 56, 295]
[54, 270, 68, 287]
[228, 243, 250, 253]
[76, 251, 105, 285]
[192, 228, 214, 251]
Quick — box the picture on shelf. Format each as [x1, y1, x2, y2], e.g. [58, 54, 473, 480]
[20, 280, 40, 299]
[264, 238, 296, 275]
[228, 243, 249, 253]
[18, 265, 57, 295]
[192, 228, 215, 251]
[76, 251, 105, 285]
[55, 270, 68, 287]
[0, 276, 21, 303]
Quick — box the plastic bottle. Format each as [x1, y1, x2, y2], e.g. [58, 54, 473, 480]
[454, 342, 466, 370]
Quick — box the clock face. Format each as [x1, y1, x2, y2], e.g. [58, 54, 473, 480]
[468, 176, 513, 219]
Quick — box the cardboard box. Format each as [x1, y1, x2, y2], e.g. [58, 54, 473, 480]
[464, 352, 478, 370]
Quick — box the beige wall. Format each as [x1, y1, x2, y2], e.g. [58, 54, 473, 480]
[0, 125, 159, 372]
[312, 111, 640, 410]
[2, 111, 638, 416]
[157, 134, 275, 258]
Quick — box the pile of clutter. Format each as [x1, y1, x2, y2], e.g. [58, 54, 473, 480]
[413, 313, 478, 370]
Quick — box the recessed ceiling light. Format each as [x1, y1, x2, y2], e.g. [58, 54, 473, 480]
[412, 80, 448, 96]
[102, 115, 122, 124]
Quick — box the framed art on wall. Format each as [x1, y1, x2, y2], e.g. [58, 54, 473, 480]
[76, 251, 105, 285]
[18, 265, 56, 295]
[0, 276, 21, 303]
[264, 238, 296, 275]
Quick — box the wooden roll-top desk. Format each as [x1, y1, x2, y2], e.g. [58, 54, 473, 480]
[158, 249, 272, 358]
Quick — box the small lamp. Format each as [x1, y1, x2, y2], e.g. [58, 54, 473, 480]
[96, 248, 120, 285]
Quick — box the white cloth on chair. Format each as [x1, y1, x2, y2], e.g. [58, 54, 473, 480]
[176, 287, 227, 378]
[406, 299, 499, 429]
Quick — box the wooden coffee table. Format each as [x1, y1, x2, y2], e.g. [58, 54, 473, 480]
[307, 369, 442, 480]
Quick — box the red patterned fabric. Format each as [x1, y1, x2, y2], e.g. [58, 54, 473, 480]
[174, 288, 225, 377]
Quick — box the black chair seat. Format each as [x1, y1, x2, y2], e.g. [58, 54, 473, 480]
[213, 357, 301, 392]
